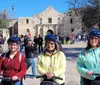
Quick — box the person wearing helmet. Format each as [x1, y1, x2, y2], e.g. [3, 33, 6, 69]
[37, 34, 66, 85]
[0, 36, 26, 85]
[25, 39, 37, 77]
[77, 29, 100, 85]
[47, 29, 63, 51]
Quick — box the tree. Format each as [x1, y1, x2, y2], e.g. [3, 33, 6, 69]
[67, 0, 87, 16]
[0, 19, 8, 28]
[82, 6, 100, 28]
[68, 0, 100, 29]
[82, 0, 100, 28]
[0, 10, 9, 29]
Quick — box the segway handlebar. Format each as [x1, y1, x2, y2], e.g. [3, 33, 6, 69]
[36, 75, 63, 80]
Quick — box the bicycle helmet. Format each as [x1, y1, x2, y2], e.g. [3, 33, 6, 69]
[45, 34, 57, 42]
[7, 36, 20, 44]
[89, 29, 100, 38]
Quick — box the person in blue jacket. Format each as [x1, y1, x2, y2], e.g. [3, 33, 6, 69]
[77, 29, 100, 85]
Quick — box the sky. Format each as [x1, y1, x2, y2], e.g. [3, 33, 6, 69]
[0, 0, 69, 18]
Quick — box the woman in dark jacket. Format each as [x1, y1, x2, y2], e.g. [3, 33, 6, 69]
[25, 40, 36, 77]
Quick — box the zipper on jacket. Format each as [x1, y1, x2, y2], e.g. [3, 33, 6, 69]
[10, 59, 12, 70]
[50, 56, 52, 67]
[93, 49, 99, 70]
[54, 57, 55, 65]
[50, 54, 56, 67]
[93, 49, 97, 64]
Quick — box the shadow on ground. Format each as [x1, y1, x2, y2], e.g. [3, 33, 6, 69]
[63, 48, 84, 58]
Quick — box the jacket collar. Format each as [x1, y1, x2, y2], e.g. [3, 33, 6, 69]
[8, 51, 20, 58]
[45, 50, 57, 56]
[87, 47, 100, 52]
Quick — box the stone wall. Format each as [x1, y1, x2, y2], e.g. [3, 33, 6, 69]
[18, 17, 36, 37]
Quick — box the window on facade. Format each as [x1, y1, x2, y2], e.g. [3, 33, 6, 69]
[58, 18, 60, 23]
[26, 19, 29, 24]
[40, 18, 42, 24]
[58, 18, 60, 21]
[70, 18, 73, 24]
[71, 28, 74, 32]
[48, 18, 52, 23]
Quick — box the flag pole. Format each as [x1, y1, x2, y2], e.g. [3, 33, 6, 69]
[12, 5, 14, 36]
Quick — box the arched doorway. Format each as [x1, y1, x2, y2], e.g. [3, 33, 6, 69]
[40, 27, 43, 36]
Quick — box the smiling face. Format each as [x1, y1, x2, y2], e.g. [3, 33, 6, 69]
[89, 36, 99, 48]
[8, 43, 19, 52]
[46, 41, 55, 51]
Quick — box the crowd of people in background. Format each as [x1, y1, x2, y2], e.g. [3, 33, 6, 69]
[19, 34, 43, 54]
[18, 31, 88, 55]
[0, 29, 88, 55]
[58, 32, 88, 44]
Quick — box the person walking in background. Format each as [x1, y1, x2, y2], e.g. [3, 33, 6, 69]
[38, 35, 43, 53]
[69, 28, 75, 44]
[69, 32, 74, 44]
[0, 36, 26, 85]
[33, 36, 38, 47]
[77, 29, 100, 85]
[37, 34, 66, 85]
[83, 33, 87, 42]
[33, 36, 38, 54]
[19, 35, 25, 53]
[78, 34, 81, 42]
[25, 40, 36, 77]
[47, 29, 54, 34]
[24, 35, 30, 47]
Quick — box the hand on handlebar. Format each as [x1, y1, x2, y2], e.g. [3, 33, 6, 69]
[45, 72, 54, 79]
[86, 71, 94, 76]
[12, 76, 19, 81]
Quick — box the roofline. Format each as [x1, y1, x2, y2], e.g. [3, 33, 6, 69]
[8, 18, 18, 20]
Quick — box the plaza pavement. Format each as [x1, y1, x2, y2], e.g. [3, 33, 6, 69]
[23, 41, 87, 85]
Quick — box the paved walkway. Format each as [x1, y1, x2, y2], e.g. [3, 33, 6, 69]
[23, 41, 87, 85]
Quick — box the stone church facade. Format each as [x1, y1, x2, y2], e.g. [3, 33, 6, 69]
[8, 6, 82, 37]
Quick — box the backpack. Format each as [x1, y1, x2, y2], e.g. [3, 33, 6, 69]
[3, 53, 22, 62]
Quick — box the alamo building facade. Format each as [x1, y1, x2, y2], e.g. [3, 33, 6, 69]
[8, 6, 82, 37]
